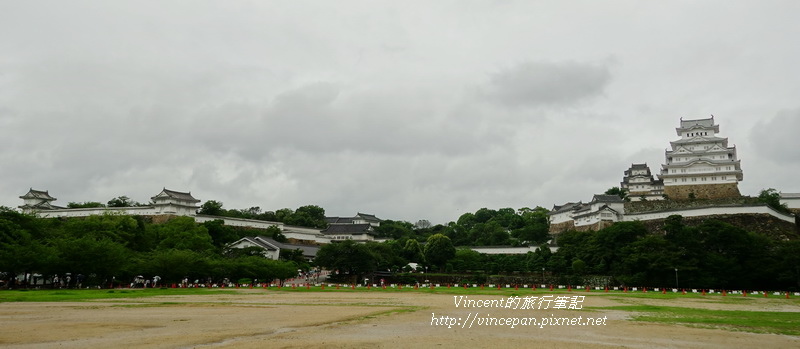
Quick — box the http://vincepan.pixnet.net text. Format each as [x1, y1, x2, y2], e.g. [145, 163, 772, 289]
[430, 295, 608, 329]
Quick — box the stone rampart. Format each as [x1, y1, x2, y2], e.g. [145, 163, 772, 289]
[664, 183, 741, 200]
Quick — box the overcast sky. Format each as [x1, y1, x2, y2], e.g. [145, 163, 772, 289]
[2, 1, 799, 224]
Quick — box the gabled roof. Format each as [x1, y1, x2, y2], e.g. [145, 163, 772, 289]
[322, 223, 374, 235]
[326, 213, 383, 224]
[325, 217, 354, 224]
[19, 188, 56, 201]
[151, 188, 200, 202]
[255, 236, 320, 258]
[679, 116, 715, 129]
[355, 212, 383, 222]
[19, 201, 65, 210]
[671, 136, 727, 145]
[572, 205, 620, 219]
[229, 236, 279, 251]
[591, 194, 624, 203]
[549, 201, 582, 214]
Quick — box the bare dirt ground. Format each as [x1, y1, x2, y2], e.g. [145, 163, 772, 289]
[1, 289, 798, 348]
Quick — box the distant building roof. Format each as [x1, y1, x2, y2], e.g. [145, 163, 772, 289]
[679, 116, 715, 129]
[355, 212, 383, 223]
[325, 213, 383, 225]
[19, 201, 65, 210]
[549, 202, 583, 215]
[572, 205, 621, 220]
[255, 236, 320, 258]
[591, 194, 625, 203]
[325, 217, 354, 224]
[151, 188, 200, 203]
[19, 188, 56, 201]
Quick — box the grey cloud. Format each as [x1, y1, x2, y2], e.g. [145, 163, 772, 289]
[750, 109, 800, 163]
[482, 61, 611, 108]
[190, 82, 514, 159]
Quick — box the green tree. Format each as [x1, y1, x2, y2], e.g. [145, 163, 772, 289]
[67, 202, 105, 208]
[605, 187, 628, 200]
[402, 239, 425, 263]
[202, 219, 240, 248]
[107, 196, 138, 207]
[512, 206, 551, 244]
[0, 208, 57, 287]
[136, 249, 209, 283]
[51, 236, 130, 283]
[286, 205, 327, 228]
[61, 213, 140, 247]
[424, 234, 456, 271]
[758, 188, 790, 214]
[314, 240, 376, 283]
[198, 200, 225, 216]
[450, 248, 484, 272]
[154, 217, 214, 252]
[375, 220, 414, 239]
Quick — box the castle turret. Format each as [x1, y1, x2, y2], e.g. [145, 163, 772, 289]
[621, 163, 664, 201]
[19, 188, 64, 213]
[660, 116, 743, 199]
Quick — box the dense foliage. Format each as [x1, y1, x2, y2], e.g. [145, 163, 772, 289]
[3, 198, 798, 291]
[198, 201, 328, 229]
[0, 208, 298, 288]
[552, 217, 800, 290]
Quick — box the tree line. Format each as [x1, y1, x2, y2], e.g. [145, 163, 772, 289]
[0, 208, 301, 288]
[315, 216, 799, 291]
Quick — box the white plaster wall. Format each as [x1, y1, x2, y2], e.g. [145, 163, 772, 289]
[284, 231, 330, 244]
[37, 207, 157, 218]
[194, 215, 284, 230]
[780, 195, 800, 209]
[623, 205, 795, 223]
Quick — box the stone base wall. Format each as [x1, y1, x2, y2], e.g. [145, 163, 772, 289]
[549, 221, 575, 234]
[574, 220, 615, 232]
[550, 220, 616, 234]
[664, 183, 741, 200]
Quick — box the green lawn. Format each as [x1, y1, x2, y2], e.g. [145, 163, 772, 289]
[600, 305, 800, 336]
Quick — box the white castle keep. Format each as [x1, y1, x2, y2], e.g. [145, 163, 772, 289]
[549, 116, 796, 233]
[660, 116, 743, 200]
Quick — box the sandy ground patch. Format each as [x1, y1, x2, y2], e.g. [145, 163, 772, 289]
[0, 290, 798, 348]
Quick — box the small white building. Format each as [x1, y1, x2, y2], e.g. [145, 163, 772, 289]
[228, 236, 320, 261]
[321, 223, 377, 242]
[548, 195, 625, 233]
[325, 213, 383, 227]
[19, 189, 64, 211]
[150, 188, 200, 216]
[621, 163, 664, 201]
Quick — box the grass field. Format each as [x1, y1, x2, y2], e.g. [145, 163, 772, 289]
[2, 286, 799, 336]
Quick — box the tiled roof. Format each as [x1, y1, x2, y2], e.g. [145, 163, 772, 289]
[592, 194, 624, 203]
[326, 213, 383, 224]
[19, 188, 56, 201]
[324, 217, 354, 224]
[355, 213, 383, 222]
[549, 201, 582, 214]
[671, 136, 727, 145]
[679, 117, 715, 128]
[19, 201, 65, 210]
[255, 236, 319, 257]
[572, 205, 620, 219]
[151, 188, 200, 202]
